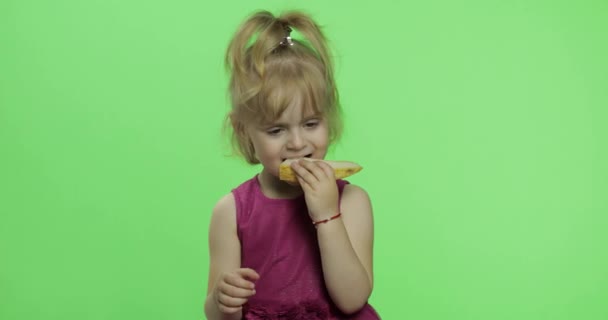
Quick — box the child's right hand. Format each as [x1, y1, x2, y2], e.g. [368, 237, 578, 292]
[213, 268, 259, 314]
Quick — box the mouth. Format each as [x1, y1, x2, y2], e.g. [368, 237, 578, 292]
[282, 154, 313, 162]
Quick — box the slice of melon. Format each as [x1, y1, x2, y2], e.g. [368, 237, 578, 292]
[279, 158, 363, 182]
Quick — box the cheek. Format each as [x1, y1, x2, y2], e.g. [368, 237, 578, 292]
[252, 138, 281, 159]
[316, 125, 330, 146]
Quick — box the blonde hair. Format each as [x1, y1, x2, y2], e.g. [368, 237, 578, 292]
[224, 10, 342, 164]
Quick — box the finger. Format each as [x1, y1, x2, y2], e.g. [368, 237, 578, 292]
[301, 160, 328, 180]
[219, 282, 257, 299]
[218, 293, 249, 307]
[217, 304, 242, 315]
[299, 161, 333, 188]
[295, 172, 313, 192]
[237, 268, 260, 282]
[316, 161, 336, 180]
[225, 273, 256, 290]
[291, 160, 318, 184]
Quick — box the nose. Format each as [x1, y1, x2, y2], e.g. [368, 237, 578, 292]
[286, 129, 306, 150]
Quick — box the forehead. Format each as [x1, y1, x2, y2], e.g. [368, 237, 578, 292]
[256, 85, 323, 126]
[277, 97, 319, 120]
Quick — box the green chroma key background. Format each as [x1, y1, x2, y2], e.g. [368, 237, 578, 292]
[1, 0, 606, 319]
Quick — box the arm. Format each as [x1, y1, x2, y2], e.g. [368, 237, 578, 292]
[290, 160, 375, 314]
[316, 184, 375, 314]
[204, 194, 258, 320]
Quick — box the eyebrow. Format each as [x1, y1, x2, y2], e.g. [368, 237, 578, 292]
[262, 115, 321, 128]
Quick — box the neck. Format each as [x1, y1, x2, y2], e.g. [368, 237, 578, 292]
[257, 168, 303, 199]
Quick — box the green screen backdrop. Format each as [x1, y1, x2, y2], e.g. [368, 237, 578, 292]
[1, 0, 607, 319]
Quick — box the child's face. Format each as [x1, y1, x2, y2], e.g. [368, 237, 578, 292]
[247, 100, 329, 180]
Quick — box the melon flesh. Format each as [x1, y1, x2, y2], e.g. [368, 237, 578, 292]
[279, 158, 363, 183]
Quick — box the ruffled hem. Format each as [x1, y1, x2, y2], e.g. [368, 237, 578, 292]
[243, 300, 333, 320]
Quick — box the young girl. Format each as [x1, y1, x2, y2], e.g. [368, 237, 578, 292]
[205, 10, 380, 320]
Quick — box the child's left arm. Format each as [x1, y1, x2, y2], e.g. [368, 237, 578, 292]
[291, 160, 374, 314]
[318, 183, 375, 313]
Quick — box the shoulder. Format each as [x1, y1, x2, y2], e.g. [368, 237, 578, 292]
[340, 183, 374, 222]
[213, 192, 236, 213]
[208, 193, 239, 260]
[214, 175, 257, 218]
[231, 175, 258, 204]
[210, 193, 237, 230]
[341, 184, 372, 208]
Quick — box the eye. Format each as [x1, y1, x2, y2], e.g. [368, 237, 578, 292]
[305, 120, 319, 128]
[266, 128, 283, 136]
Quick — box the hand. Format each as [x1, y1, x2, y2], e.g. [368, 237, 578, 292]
[214, 268, 259, 314]
[291, 159, 339, 221]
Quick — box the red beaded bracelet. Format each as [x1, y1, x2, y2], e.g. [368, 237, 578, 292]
[312, 213, 342, 226]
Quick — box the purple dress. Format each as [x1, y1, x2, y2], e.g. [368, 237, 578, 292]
[232, 175, 380, 320]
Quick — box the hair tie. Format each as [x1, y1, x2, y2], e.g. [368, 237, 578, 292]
[279, 25, 294, 46]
